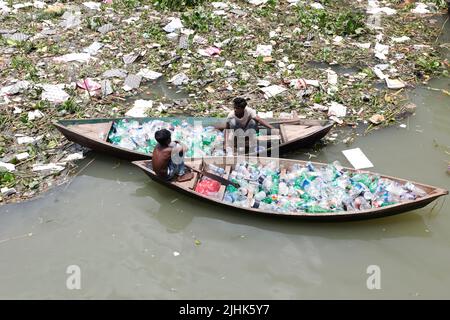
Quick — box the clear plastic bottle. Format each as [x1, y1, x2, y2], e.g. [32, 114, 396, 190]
[208, 164, 225, 175]
[403, 182, 427, 198]
[255, 191, 266, 201]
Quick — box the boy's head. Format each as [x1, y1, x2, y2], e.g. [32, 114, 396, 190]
[155, 129, 171, 147]
[233, 97, 247, 118]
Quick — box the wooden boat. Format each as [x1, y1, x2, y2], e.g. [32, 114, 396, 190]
[132, 156, 448, 222]
[53, 117, 334, 161]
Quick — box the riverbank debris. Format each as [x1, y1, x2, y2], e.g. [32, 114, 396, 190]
[0, 0, 449, 205]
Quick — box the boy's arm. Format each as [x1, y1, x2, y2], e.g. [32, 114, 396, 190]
[254, 116, 275, 129]
[174, 141, 188, 153]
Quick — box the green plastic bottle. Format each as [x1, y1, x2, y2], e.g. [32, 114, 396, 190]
[352, 174, 372, 187]
[305, 206, 332, 213]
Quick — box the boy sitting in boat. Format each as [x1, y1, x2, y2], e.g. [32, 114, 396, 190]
[226, 97, 275, 131]
[152, 129, 194, 182]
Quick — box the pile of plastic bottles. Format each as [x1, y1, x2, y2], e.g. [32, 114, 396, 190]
[108, 119, 225, 156]
[220, 160, 427, 214]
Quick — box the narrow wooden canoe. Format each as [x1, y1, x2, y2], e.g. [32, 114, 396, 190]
[132, 157, 448, 222]
[53, 117, 334, 161]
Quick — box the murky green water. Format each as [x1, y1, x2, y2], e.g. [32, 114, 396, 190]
[0, 76, 448, 299]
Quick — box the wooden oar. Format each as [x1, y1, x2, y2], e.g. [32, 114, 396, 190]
[187, 165, 240, 189]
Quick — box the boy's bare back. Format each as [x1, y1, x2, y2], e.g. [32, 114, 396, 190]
[152, 144, 173, 178]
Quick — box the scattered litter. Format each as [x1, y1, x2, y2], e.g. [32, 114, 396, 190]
[352, 42, 371, 49]
[193, 34, 207, 45]
[257, 80, 271, 87]
[62, 152, 84, 162]
[0, 161, 15, 172]
[403, 103, 417, 113]
[77, 78, 101, 92]
[163, 18, 183, 33]
[258, 111, 274, 118]
[168, 73, 189, 86]
[1, 81, 30, 96]
[123, 52, 141, 64]
[330, 115, 344, 124]
[212, 2, 228, 9]
[373, 67, 387, 80]
[327, 70, 338, 85]
[342, 148, 374, 170]
[198, 46, 221, 57]
[213, 10, 227, 16]
[83, 1, 101, 10]
[28, 110, 44, 121]
[411, 3, 430, 14]
[386, 78, 405, 89]
[101, 80, 113, 96]
[369, 114, 385, 125]
[122, 74, 142, 91]
[178, 33, 189, 49]
[260, 85, 287, 98]
[375, 64, 389, 71]
[13, 106, 22, 114]
[17, 135, 43, 144]
[15, 152, 30, 161]
[0, 1, 11, 14]
[173, 251, 180, 257]
[125, 100, 153, 117]
[98, 23, 114, 34]
[374, 43, 389, 60]
[328, 102, 347, 118]
[312, 103, 328, 111]
[166, 32, 178, 42]
[1, 187, 16, 196]
[333, 36, 343, 44]
[254, 44, 272, 57]
[367, 4, 396, 15]
[102, 69, 127, 79]
[391, 36, 410, 43]
[310, 2, 324, 10]
[54, 53, 91, 63]
[77, 78, 102, 91]
[59, 11, 82, 29]
[248, 0, 268, 5]
[32, 163, 66, 172]
[3, 32, 30, 42]
[41, 85, 70, 103]
[83, 42, 103, 55]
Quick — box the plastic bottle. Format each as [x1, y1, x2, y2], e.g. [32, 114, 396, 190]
[255, 191, 266, 201]
[208, 164, 225, 175]
[279, 182, 288, 196]
[305, 205, 331, 213]
[403, 182, 427, 198]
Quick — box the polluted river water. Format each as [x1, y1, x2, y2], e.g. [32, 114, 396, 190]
[0, 76, 449, 299]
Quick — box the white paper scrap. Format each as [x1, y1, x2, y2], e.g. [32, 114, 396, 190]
[342, 148, 374, 170]
[125, 100, 153, 117]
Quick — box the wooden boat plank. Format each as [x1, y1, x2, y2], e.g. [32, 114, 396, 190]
[178, 159, 203, 190]
[68, 122, 113, 142]
[280, 124, 316, 142]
